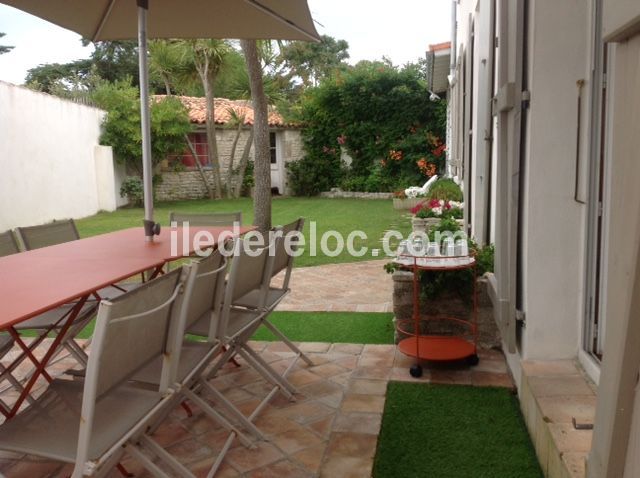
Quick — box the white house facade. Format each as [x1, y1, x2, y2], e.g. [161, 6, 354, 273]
[447, 0, 640, 476]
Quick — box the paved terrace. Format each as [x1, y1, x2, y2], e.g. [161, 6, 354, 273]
[0, 341, 512, 477]
[275, 260, 393, 313]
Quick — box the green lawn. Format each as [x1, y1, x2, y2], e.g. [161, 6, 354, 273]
[75, 197, 410, 267]
[43, 311, 394, 343]
[373, 383, 543, 478]
[251, 311, 394, 344]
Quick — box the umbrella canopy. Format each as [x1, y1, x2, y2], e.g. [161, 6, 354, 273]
[2, 0, 319, 240]
[1, 0, 319, 42]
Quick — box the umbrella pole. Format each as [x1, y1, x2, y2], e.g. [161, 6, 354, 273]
[137, 0, 158, 241]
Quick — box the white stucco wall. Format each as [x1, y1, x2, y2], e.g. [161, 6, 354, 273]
[0, 82, 123, 231]
[519, 0, 589, 359]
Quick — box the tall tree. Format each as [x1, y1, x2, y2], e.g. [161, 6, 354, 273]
[241, 39, 271, 232]
[0, 32, 13, 55]
[278, 35, 349, 87]
[180, 39, 231, 199]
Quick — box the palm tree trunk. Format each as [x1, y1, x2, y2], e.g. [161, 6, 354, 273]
[241, 39, 271, 232]
[233, 128, 254, 198]
[200, 64, 222, 199]
[226, 119, 244, 196]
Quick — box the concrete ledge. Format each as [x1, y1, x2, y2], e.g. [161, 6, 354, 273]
[520, 360, 597, 478]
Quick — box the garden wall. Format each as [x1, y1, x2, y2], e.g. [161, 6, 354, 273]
[0, 81, 127, 231]
[320, 188, 393, 199]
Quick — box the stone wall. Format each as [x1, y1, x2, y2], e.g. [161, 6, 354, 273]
[157, 128, 304, 201]
[320, 188, 393, 199]
[392, 270, 501, 350]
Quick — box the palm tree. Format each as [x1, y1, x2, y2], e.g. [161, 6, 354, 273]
[240, 39, 271, 231]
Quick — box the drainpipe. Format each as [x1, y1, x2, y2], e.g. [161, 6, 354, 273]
[446, 0, 457, 178]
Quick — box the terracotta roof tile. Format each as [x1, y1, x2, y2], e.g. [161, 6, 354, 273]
[429, 41, 451, 52]
[153, 95, 286, 127]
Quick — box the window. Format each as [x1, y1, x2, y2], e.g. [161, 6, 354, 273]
[270, 132, 277, 164]
[169, 133, 209, 168]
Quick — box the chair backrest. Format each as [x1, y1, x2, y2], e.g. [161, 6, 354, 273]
[218, 237, 275, 337]
[272, 218, 305, 289]
[169, 211, 242, 227]
[163, 250, 227, 384]
[182, 249, 227, 333]
[87, 268, 184, 399]
[16, 219, 80, 250]
[75, 268, 185, 470]
[0, 231, 20, 257]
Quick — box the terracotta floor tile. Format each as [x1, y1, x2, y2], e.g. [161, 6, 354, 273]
[298, 342, 332, 353]
[473, 358, 508, 374]
[318, 392, 344, 409]
[325, 432, 378, 458]
[333, 355, 359, 370]
[151, 418, 191, 447]
[247, 459, 312, 478]
[292, 443, 327, 474]
[165, 437, 214, 466]
[280, 401, 334, 424]
[252, 414, 303, 437]
[320, 453, 374, 477]
[225, 441, 284, 473]
[390, 366, 432, 382]
[330, 343, 364, 355]
[191, 457, 240, 478]
[333, 412, 382, 435]
[341, 394, 386, 413]
[430, 369, 473, 385]
[329, 371, 354, 387]
[271, 426, 324, 454]
[287, 369, 323, 387]
[351, 366, 391, 380]
[471, 371, 514, 388]
[308, 415, 335, 438]
[358, 356, 394, 368]
[300, 379, 344, 398]
[522, 360, 579, 377]
[348, 379, 388, 396]
[4, 459, 63, 477]
[309, 362, 347, 378]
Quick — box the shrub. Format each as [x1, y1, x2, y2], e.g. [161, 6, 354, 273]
[425, 178, 463, 202]
[120, 176, 144, 207]
[290, 61, 446, 195]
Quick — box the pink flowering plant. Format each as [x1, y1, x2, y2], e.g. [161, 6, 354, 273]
[411, 199, 464, 219]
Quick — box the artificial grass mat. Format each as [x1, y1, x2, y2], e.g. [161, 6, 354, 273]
[21, 311, 395, 344]
[250, 311, 394, 344]
[373, 382, 543, 478]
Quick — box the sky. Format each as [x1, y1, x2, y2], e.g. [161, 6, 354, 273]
[0, 1, 451, 86]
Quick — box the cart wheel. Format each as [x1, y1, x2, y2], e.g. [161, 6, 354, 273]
[409, 364, 423, 378]
[466, 354, 480, 366]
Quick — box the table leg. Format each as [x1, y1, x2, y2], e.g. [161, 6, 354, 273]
[4, 296, 89, 418]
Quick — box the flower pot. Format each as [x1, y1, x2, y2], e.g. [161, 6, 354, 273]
[411, 217, 427, 233]
[393, 197, 424, 210]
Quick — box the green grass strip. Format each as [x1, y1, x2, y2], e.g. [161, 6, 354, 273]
[373, 382, 543, 478]
[20, 311, 395, 344]
[251, 311, 394, 344]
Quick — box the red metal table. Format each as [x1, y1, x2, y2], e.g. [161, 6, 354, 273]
[0, 226, 252, 417]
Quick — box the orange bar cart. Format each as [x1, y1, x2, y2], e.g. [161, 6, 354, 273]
[395, 253, 479, 378]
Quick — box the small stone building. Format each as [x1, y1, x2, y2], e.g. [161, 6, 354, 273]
[155, 96, 304, 200]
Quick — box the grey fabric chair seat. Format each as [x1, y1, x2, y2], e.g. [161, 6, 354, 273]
[13, 303, 98, 330]
[234, 287, 289, 310]
[0, 379, 160, 463]
[188, 307, 261, 339]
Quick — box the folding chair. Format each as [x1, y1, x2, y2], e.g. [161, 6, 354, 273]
[192, 237, 299, 399]
[0, 230, 19, 257]
[14, 220, 137, 367]
[0, 268, 185, 478]
[132, 249, 265, 477]
[234, 218, 313, 366]
[169, 211, 243, 227]
[15, 219, 137, 301]
[0, 229, 97, 397]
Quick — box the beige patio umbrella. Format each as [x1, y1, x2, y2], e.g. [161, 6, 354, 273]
[1, 0, 319, 240]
